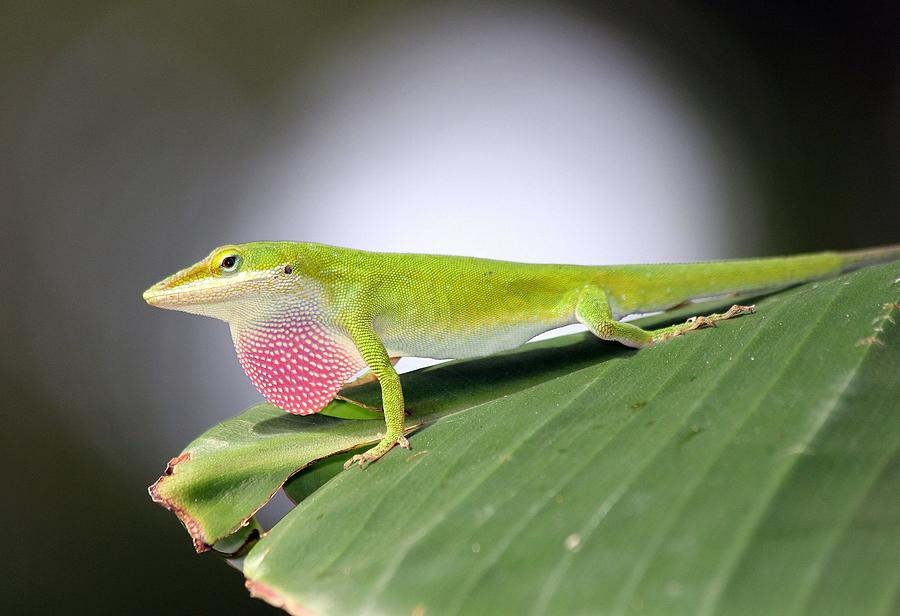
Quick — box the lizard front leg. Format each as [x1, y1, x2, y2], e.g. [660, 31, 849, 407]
[339, 357, 400, 390]
[343, 324, 409, 469]
[334, 357, 402, 410]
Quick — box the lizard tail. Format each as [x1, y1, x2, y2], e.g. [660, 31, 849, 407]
[838, 244, 900, 272]
[597, 243, 899, 317]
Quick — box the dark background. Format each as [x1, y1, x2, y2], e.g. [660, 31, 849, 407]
[1, 1, 896, 613]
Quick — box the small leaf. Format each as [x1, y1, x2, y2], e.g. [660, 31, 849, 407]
[148, 403, 391, 551]
[212, 517, 263, 559]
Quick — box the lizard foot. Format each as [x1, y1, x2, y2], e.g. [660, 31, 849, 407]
[343, 434, 410, 470]
[685, 304, 755, 330]
[653, 304, 756, 343]
[721, 303, 755, 319]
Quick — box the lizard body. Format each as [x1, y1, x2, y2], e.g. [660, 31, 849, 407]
[144, 242, 899, 467]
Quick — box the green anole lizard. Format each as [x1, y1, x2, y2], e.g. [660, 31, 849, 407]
[144, 243, 899, 468]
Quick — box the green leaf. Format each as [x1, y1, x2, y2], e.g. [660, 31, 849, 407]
[148, 402, 392, 551]
[212, 516, 263, 558]
[238, 263, 899, 615]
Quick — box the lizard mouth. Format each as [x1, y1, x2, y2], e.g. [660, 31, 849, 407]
[143, 281, 218, 308]
[143, 265, 268, 310]
[144, 260, 206, 308]
[143, 278, 248, 310]
[143, 284, 203, 307]
[143, 261, 231, 309]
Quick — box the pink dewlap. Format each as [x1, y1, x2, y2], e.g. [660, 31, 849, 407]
[233, 317, 365, 415]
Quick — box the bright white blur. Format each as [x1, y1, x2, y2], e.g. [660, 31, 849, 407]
[236, 6, 756, 370]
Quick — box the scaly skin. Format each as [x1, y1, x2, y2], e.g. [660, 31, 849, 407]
[144, 242, 900, 468]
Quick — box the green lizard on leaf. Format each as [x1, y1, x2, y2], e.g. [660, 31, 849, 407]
[144, 242, 899, 469]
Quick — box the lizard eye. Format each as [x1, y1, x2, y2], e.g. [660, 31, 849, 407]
[219, 254, 241, 273]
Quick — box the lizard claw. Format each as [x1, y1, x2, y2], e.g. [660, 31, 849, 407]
[342, 433, 409, 470]
[724, 304, 755, 318]
[343, 452, 373, 470]
[686, 315, 717, 329]
[687, 304, 754, 330]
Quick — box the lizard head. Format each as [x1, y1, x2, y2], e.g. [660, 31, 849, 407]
[143, 242, 301, 321]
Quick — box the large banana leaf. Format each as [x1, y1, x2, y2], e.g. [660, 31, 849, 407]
[152, 263, 899, 615]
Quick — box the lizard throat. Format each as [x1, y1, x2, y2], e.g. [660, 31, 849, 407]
[231, 312, 365, 415]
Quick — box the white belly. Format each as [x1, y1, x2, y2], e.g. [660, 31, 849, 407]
[379, 317, 575, 360]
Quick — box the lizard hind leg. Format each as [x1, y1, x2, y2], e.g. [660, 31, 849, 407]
[575, 290, 653, 348]
[575, 288, 754, 348]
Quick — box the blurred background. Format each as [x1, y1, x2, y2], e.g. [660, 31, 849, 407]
[1, 1, 896, 613]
